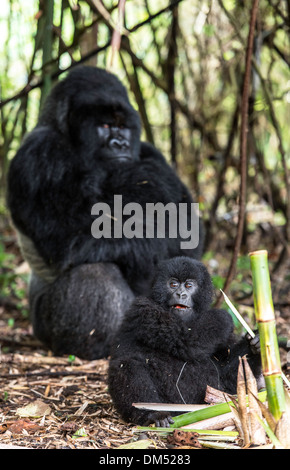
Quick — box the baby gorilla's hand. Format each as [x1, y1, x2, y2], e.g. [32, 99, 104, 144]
[246, 333, 261, 355]
[144, 411, 174, 428]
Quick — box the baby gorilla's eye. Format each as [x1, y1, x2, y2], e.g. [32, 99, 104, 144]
[169, 280, 179, 289]
[185, 281, 194, 289]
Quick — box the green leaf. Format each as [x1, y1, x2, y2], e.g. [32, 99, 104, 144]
[211, 275, 225, 290]
[223, 50, 235, 61]
[72, 427, 88, 438]
[203, 24, 215, 37]
[7, 318, 15, 328]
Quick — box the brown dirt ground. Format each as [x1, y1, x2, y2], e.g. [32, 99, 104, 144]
[0, 232, 289, 450]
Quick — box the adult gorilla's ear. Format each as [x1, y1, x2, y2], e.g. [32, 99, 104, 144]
[56, 96, 70, 135]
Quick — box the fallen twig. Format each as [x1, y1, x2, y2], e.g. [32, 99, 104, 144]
[0, 370, 106, 380]
[0, 353, 83, 366]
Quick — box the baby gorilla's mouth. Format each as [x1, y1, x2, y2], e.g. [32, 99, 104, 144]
[171, 304, 189, 310]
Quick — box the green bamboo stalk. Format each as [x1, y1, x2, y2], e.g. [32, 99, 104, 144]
[249, 249, 286, 420]
[220, 289, 290, 388]
[170, 402, 231, 427]
[170, 391, 267, 428]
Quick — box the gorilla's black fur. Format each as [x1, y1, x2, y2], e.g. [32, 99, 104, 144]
[7, 66, 202, 359]
[108, 257, 262, 426]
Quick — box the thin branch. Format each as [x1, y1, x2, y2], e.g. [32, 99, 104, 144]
[40, 0, 54, 109]
[174, 98, 221, 152]
[204, 99, 240, 250]
[166, 1, 179, 167]
[88, 0, 128, 37]
[106, 0, 127, 70]
[120, 52, 155, 144]
[144, 0, 163, 70]
[258, 77, 290, 243]
[0, 371, 106, 380]
[215, 0, 260, 306]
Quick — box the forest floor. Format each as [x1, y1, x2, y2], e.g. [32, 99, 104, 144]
[0, 224, 289, 450]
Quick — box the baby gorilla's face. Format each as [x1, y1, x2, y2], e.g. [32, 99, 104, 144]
[150, 258, 213, 318]
[167, 277, 198, 318]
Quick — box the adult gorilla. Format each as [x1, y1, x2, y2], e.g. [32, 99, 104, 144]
[7, 66, 203, 359]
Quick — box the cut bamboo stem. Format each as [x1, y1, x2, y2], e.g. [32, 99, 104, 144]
[243, 356, 266, 445]
[249, 250, 286, 421]
[237, 357, 250, 445]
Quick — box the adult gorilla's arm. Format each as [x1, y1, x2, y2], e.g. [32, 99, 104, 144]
[8, 126, 122, 272]
[7, 131, 167, 275]
[7, 127, 73, 270]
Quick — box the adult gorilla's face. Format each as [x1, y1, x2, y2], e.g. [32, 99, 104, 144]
[69, 101, 140, 164]
[39, 66, 141, 164]
[93, 103, 137, 163]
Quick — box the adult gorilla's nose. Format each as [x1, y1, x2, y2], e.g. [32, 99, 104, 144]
[110, 137, 129, 150]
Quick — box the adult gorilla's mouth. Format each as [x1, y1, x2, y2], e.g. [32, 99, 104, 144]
[107, 150, 133, 161]
[112, 155, 132, 160]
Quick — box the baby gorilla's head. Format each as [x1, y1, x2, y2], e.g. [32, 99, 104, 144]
[150, 257, 213, 320]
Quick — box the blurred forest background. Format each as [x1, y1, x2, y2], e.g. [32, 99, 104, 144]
[0, 0, 289, 334]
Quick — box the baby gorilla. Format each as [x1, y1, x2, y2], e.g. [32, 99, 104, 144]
[108, 256, 262, 426]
